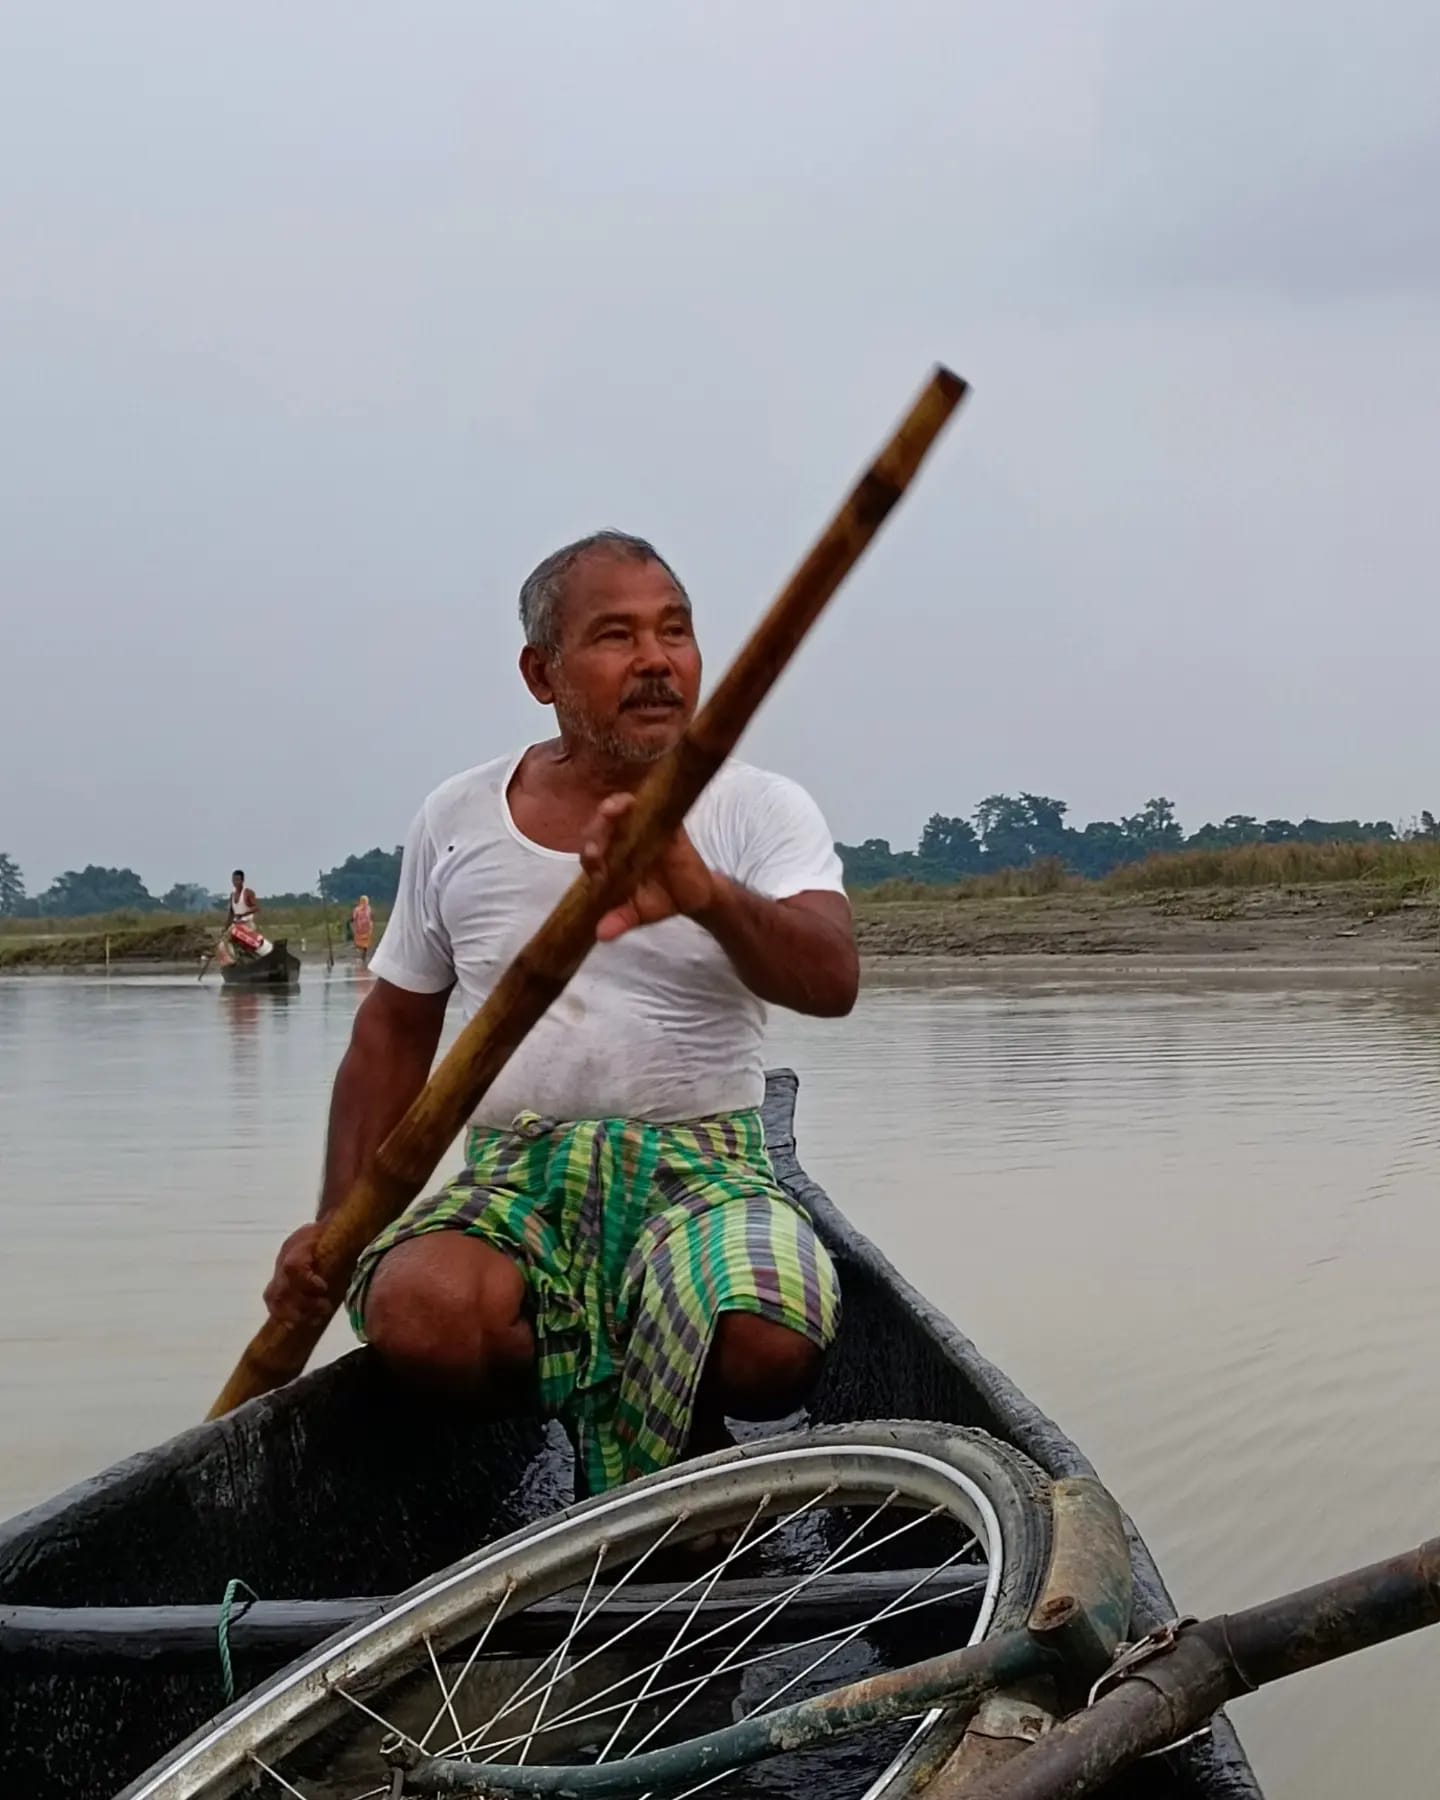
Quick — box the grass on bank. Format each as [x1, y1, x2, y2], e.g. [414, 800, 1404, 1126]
[1103, 838, 1440, 893]
[855, 838, 1440, 908]
[861, 858, 1076, 903]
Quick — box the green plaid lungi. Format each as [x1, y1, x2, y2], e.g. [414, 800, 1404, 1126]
[346, 1109, 841, 1495]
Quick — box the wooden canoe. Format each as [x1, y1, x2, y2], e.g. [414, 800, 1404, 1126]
[218, 939, 300, 987]
[0, 1071, 1262, 1800]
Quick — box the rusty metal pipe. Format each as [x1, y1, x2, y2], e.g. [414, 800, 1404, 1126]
[928, 1634, 1229, 1800]
[1220, 1534, 1440, 1687]
[945, 1536, 1440, 1800]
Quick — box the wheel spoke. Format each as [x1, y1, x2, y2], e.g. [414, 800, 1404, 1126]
[455, 1576, 976, 1763]
[647, 1539, 981, 1800]
[418, 1583, 515, 1752]
[247, 1753, 311, 1800]
[446, 1486, 853, 1760]
[516, 1545, 608, 1763]
[740, 1536, 978, 1718]
[450, 1485, 838, 1758]
[596, 1493, 772, 1763]
[458, 1505, 691, 1752]
[619, 1491, 910, 1760]
[462, 1492, 956, 1767]
[423, 1634, 465, 1754]
[331, 1683, 426, 1754]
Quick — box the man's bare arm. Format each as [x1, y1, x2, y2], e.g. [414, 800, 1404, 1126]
[694, 883, 858, 1017]
[317, 978, 451, 1213]
[265, 977, 451, 1324]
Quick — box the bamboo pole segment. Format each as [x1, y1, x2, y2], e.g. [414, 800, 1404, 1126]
[319, 871, 335, 972]
[208, 365, 967, 1419]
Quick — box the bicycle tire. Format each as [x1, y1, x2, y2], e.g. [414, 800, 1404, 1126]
[116, 1422, 1054, 1800]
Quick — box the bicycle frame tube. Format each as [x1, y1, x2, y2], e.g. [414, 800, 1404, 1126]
[402, 1628, 1059, 1798]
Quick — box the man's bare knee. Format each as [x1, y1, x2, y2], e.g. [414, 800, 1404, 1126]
[707, 1313, 822, 1420]
[364, 1236, 533, 1391]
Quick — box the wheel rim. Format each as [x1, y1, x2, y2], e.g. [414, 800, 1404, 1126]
[119, 1442, 1018, 1800]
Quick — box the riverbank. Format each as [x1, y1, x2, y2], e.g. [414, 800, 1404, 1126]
[5, 876, 1438, 971]
[0, 920, 216, 970]
[852, 876, 1440, 961]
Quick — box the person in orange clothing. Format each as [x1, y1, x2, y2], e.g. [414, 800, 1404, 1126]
[350, 895, 374, 966]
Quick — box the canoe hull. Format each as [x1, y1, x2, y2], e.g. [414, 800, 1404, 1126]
[0, 1071, 1262, 1800]
[218, 940, 300, 986]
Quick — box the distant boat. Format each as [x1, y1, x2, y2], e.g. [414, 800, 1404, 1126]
[218, 939, 300, 986]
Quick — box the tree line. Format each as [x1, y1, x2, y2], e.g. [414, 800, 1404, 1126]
[0, 847, 404, 919]
[5, 800, 1439, 919]
[837, 796, 1440, 888]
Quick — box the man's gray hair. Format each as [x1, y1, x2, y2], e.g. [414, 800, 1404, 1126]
[518, 530, 690, 652]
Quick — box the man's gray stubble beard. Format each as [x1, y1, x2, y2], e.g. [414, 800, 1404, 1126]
[551, 680, 674, 767]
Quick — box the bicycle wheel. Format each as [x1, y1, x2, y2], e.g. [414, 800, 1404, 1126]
[116, 1422, 1053, 1800]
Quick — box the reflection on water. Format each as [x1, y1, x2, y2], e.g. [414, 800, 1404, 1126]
[2, 965, 1438, 1798]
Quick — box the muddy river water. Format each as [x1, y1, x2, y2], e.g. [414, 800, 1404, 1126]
[3, 964, 1437, 1795]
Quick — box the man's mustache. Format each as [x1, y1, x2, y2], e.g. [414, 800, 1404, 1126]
[621, 682, 684, 711]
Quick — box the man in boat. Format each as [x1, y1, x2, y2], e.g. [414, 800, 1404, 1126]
[264, 531, 858, 1494]
[221, 870, 271, 965]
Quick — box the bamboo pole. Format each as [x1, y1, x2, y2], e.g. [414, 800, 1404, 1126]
[196, 920, 229, 983]
[319, 870, 335, 972]
[208, 365, 967, 1419]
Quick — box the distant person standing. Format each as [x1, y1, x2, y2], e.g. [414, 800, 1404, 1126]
[228, 871, 259, 932]
[223, 870, 269, 964]
[350, 895, 374, 966]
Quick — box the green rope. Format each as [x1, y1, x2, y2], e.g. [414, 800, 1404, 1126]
[217, 1578, 259, 1705]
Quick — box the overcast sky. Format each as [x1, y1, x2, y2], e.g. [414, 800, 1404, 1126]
[3, 1, 1438, 894]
